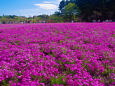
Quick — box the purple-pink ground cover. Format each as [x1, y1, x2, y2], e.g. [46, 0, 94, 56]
[0, 23, 115, 86]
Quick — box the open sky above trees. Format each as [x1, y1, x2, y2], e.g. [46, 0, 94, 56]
[0, 0, 61, 17]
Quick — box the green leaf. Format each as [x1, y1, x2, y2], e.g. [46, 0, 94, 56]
[50, 75, 66, 85]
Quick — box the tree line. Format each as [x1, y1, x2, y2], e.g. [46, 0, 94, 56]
[58, 0, 115, 22]
[0, 14, 64, 24]
[0, 0, 115, 24]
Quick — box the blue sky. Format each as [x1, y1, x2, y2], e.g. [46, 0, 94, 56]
[0, 0, 61, 17]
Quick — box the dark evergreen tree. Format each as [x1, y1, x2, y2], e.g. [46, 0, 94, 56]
[59, 0, 115, 22]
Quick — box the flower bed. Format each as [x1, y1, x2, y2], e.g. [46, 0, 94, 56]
[0, 23, 115, 86]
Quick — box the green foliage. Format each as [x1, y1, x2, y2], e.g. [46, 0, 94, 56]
[50, 75, 66, 85]
[61, 3, 80, 22]
[17, 73, 22, 76]
[102, 67, 114, 77]
[112, 34, 115, 37]
[49, 14, 64, 22]
[59, 40, 63, 43]
[39, 78, 46, 83]
[16, 41, 20, 45]
[64, 3, 79, 15]
[1, 80, 10, 86]
[59, 0, 115, 21]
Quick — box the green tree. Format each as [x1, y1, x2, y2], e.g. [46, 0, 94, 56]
[49, 14, 64, 23]
[59, 0, 66, 11]
[59, 0, 115, 22]
[63, 3, 80, 22]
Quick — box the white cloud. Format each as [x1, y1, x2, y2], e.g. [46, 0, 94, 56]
[14, 0, 62, 17]
[34, 0, 62, 10]
[34, 3, 58, 10]
[58, 0, 62, 2]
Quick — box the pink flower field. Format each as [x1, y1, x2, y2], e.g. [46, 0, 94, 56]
[0, 23, 115, 86]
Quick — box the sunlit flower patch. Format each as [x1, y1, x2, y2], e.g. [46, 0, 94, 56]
[0, 23, 115, 86]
